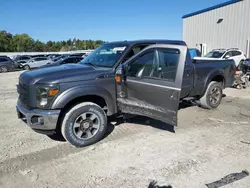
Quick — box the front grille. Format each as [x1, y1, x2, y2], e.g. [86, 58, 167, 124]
[19, 80, 28, 91]
[18, 80, 29, 107]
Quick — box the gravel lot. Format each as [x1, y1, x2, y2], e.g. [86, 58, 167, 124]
[0, 71, 250, 188]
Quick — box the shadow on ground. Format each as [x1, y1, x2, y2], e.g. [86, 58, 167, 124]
[148, 181, 172, 188]
[47, 122, 115, 142]
[116, 115, 175, 133]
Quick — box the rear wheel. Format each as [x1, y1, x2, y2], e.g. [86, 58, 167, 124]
[199, 81, 223, 109]
[61, 102, 108, 147]
[0, 66, 8, 73]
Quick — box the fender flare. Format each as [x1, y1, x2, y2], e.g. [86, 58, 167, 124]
[51, 86, 116, 115]
[201, 69, 225, 97]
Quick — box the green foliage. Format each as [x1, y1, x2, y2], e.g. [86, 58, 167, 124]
[0, 30, 105, 52]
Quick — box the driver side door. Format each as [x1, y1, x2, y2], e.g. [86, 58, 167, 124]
[116, 44, 187, 126]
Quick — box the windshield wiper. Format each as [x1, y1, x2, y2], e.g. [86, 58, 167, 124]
[84, 62, 97, 67]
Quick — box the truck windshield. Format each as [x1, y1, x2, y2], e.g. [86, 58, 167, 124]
[204, 51, 224, 58]
[80, 43, 127, 67]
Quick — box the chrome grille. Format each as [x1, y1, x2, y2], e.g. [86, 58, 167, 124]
[18, 80, 29, 106]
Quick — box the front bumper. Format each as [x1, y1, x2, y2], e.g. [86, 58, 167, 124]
[16, 101, 60, 134]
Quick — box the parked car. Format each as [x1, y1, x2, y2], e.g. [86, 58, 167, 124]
[16, 40, 235, 147]
[0, 56, 15, 73]
[12, 55, 32, 69]
[241, 58, 250, 75]
[204, 48, 245, 68]
[20, 57, 51, 70]
[40, 56, 83, 68]
[12, 55, 32, 62]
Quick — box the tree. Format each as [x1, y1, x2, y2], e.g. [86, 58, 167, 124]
[0, 30, 13, 52]
[0, 30, 105, 52]
[12, 34, 35, 52]
[33, 40, 45, 52]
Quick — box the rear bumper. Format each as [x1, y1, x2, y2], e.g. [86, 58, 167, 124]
[16, 101, 60, 134]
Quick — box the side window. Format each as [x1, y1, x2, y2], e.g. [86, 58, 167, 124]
[63, 58, 74, 64]
[34, 58, 41, 61]
[0, 58, 7, 62]
[232, 51, 242, 56]
[127, 51, 155, 78]
[157, 48, 180, 82]
[122, 44, 152, 63]
[21, 56, 30, 60]
[224, 51, 233, 58]
[73, 58, 82, 63]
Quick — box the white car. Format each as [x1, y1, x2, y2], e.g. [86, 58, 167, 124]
[20, 57, 51, 70]
[203, 48, 246, 68]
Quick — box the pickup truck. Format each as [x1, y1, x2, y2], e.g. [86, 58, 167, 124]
[16, 40, 235, 147]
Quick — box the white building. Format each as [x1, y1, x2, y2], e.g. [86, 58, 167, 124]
[183, 0, 250, 57]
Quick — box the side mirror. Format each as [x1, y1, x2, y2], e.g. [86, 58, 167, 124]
[225, 55, 230, 59]
[116, 64, 127, 83]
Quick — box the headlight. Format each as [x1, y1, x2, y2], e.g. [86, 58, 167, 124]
[36, 86, 59, 108]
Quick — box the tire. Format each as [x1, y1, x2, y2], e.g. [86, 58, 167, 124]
[199, 81, 223, 109]
[61, 102, 107, 147]
[23, 65, 30, 70]
[0, 66, 8, 73]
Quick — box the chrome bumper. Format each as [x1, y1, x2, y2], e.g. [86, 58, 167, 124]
[16, 102, 60, 131]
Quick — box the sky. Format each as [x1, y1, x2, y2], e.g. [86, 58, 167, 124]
[0, 0, 228, 42]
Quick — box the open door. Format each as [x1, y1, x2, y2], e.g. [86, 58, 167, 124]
[116, 44, 187, 126]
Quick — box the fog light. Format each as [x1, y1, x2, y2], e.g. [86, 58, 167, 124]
[31, 116, 44, 125]
[38, 117, 44, 125]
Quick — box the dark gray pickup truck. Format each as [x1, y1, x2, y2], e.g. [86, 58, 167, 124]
[16, 40, 235, 147]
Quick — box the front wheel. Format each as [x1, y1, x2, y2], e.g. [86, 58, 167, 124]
[199, 81, 223, 109]
[61, 102, 108, 147]
[0, 66, 8, 73]
[23, 65, 30, 70]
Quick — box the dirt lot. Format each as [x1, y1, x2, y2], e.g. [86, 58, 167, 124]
[0, 71, 250, 188]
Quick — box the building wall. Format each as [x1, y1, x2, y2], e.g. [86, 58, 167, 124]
[183, 0, 250, 56]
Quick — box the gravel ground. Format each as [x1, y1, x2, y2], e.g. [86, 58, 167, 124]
[0, 71, 250, 188]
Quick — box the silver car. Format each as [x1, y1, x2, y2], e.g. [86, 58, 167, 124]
[21, 57, 51, 70]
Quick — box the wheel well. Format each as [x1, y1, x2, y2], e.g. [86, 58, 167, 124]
[62, 95, 107, 113]
[55, 95, 108, 133]
[211, 75, 225, 88]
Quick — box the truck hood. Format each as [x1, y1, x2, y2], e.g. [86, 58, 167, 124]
[19, 64, 111, 85]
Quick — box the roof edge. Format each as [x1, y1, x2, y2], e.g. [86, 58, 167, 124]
[182, 0, 242, 19]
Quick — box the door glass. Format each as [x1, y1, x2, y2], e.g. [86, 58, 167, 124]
[21, 56, 30, 60]
[35, 58, 42, 61]
[0, 58, 6, 62]
[158, 48, 180, 82]
[122, 44, 152, 63]
[232, 51, 241, 56]
[224, 51, 233, 58]
[63, 58, 74, 64]
[127, 51, 155, 78]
